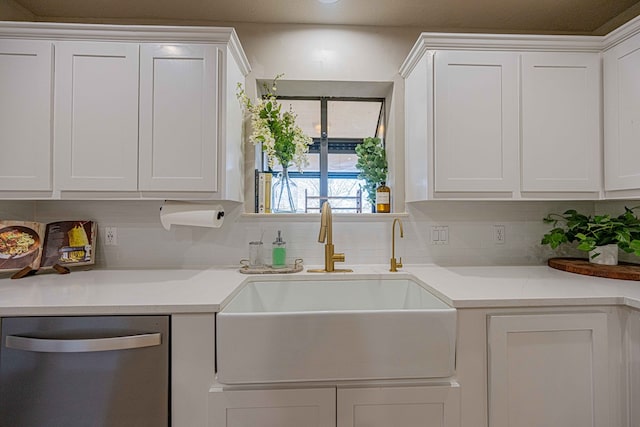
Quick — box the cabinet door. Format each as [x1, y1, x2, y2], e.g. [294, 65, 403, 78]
[488, 313, 610, 427]
[55, 42, 139, 191]
[209, 388, 335, 427]
[139, 44, 219, 192]
[337, 385, 460, 427]
[0, 40, 52, 191]
[433, 51, 518, 193]
[404, 53, 431, 202]
[521, 52, 601, 192]
[628, 309, 640, 427]
[604, 32, 640, 192]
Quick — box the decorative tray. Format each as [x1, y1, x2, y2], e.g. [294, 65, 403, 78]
[548, 257, 640, 281]
[239, 259, 304, 274]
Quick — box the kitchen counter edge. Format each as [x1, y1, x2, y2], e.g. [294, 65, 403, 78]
[1, 264, 640, 316]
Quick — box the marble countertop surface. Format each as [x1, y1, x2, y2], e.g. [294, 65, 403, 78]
[1, 263, 639, 316]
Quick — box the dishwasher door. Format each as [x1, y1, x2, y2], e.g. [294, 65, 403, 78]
[0, 315, 169, 427]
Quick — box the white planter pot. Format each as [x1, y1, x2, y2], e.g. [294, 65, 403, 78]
[589, 244, 619, 265]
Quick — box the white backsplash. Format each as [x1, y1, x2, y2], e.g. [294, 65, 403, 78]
[0, 199, 600, 269]
[0, 201, 34, 221]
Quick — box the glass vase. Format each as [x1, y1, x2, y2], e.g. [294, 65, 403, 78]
[272, 166, 298, 213]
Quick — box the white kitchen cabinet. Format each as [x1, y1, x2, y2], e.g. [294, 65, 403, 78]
[0, 39, 52, 191]
[0, 22, 250, 200]
[433, 50, 519, 194]
[337, 384, 460, 427]
[521, 52, 601, 193]
[401, 35, 602, 200]
[487, 312, 610, 427]
[603, 29, 640, 196]
[209, 388, 335, 427]
[626, 308, 640, 427]
[172, 313, 216, 427]
[210, 383, 459, 427]
[139, 44, 219, 192]
[55, 41, 140, 191]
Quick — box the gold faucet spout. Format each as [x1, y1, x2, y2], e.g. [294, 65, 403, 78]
[308, 201, 352, 273]
[390, 218, 404, 272]
[318, 201, 331, 244]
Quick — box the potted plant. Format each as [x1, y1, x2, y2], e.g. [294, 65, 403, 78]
[541, 207, 640, 265]
[237, 74, 313, 213]
[355, 137, 388, 211]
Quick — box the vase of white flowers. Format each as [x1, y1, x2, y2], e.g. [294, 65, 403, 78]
[237, 74, 313, 213]
[271, 166, 298, 213]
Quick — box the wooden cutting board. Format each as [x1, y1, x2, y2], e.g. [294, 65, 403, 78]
[548, 257, 640, 281]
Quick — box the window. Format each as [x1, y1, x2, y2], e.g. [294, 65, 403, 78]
[261, 96, 385, 213]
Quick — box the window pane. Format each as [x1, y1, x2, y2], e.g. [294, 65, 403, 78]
[280, 99, 321, 138]
[261, 97, 384, 214]
[270, 152, 319, 173]
[328, 152, 359, 173]
[291, 177, 320, 213]
[327, 101, 382, 138]
[327, 178, 372, 213]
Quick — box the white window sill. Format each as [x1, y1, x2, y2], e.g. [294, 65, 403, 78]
[239, 212, 409, 222]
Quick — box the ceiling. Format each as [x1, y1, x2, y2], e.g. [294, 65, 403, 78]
[10, 0, 640, 35]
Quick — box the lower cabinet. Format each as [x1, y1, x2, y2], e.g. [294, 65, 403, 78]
[209, 388, 335, 427]
[337, 385, 460, 427]
[209, 384, 460, 427]
[487, 312, 610, 427]
[627, 308, 640, 427]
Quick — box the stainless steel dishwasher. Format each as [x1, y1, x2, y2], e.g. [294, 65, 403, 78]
[0, 315, 169, 427]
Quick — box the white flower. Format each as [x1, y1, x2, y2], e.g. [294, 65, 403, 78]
[237, 76, 313, 172]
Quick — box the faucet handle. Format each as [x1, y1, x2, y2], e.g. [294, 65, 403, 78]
[333, 252, 345, 263]
[397, 257, 403, 269]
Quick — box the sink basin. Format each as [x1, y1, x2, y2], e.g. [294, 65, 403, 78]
[216, 276, 456, 384]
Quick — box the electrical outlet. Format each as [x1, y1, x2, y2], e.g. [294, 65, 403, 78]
[494, 225, 505, 244]
[105, 227, 118, 246]
[431, 226, 449, 245]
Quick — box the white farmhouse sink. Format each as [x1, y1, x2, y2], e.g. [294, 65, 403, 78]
[216, 276, 456, 384]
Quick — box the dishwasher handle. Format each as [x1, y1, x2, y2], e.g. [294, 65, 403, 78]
[5, 332, 162, 353]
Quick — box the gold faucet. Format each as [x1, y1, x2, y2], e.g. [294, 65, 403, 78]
[308, 202, 352, 273]
[390, 218, 404, 272]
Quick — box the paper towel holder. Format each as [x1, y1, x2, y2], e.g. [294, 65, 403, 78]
[159, 201, 225, 231]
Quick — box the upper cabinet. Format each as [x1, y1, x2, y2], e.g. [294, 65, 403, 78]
[0, 22, 250, 201]
[0, 39, 53, 192]
[401, 34, 602, 201]
[55, 41, 140, 191]
[603, 23, 640, 198]
[520, 52, 601, 193]
[433, 50, 519, 193]
[138, 44, 219, 192]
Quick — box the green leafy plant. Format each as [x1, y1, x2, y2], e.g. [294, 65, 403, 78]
[541, 207, 640, 259]
[237, 74, 313, 171]
[355, 137, 388, 206]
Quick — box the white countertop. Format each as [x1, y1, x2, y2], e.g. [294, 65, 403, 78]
[0, 268, 244, 316]
[1, 264, 640, 316]
[407, 265, 640, 310]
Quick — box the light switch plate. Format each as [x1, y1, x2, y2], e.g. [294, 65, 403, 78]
[431, 226, 449, 245]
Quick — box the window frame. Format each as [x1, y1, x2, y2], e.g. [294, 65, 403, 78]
[260, 95, 386, 203]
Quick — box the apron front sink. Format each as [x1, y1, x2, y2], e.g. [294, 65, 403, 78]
[216, 276, 456, 384]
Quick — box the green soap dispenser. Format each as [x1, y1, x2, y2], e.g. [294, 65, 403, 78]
[272, 230, 286, 268]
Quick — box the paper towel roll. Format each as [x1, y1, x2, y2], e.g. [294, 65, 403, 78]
[160, 202, 225, 231]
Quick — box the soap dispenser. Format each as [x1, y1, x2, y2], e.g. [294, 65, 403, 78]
[272, 230, 287, 268]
